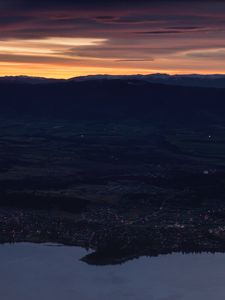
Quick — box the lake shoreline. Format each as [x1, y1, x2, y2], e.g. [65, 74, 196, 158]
[1, 206, 225, 265]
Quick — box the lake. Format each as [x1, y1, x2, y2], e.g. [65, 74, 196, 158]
[0, 243, 224, 300]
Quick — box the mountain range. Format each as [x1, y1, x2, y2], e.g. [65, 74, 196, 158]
[2, 73, 225, 88]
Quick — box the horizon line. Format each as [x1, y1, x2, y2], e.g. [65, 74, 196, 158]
[1, 72, 225, 81]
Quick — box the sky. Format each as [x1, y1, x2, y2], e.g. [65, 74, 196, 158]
[0, 0, 225, 78]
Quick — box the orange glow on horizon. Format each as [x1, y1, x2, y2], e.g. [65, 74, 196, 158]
[1, 61, 225, 79]
[0, 37, 225, 78]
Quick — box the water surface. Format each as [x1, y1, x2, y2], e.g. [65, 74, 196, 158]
[0, 243, 224, 300]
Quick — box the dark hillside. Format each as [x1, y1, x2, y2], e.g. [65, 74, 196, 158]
[0, 79, 225, 127]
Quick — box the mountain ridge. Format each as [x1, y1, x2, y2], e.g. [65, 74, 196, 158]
[0, 77, 225, 128]
[2, 73, 225, 88]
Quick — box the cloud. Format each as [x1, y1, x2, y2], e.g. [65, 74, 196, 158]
[116, 59, 154, 62]
[0, 0, 225, 76]
[185, 48, 225, 59]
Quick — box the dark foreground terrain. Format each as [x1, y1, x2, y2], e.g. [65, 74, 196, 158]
[1, 78, 225, 264]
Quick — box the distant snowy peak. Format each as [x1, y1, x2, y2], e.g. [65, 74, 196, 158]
[69, 74, 142, 81]
[69, 73, 225, 88]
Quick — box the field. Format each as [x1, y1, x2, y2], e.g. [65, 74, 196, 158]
[0, 116, 225, 263]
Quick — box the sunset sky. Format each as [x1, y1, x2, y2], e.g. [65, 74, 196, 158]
[1, 0, 225, 78]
